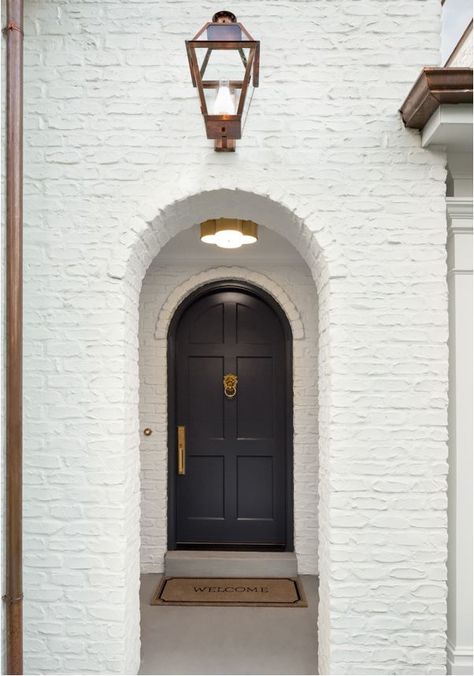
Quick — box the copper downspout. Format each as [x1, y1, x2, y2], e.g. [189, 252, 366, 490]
[5, 0, 24, 673]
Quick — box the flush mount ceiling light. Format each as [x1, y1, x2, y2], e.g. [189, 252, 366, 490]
[200, 219, 258, 249]
[186, 10, 260, 152]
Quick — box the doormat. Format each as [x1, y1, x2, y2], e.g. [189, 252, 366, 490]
[151, 577, 307, 607]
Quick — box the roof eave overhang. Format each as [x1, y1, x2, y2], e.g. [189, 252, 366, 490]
[400, 67, 473, 129]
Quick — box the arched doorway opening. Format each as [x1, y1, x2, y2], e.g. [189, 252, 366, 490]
[138, 220, 323, 673]
[139, 224, 320, 578]
[113, 188, 336, 673]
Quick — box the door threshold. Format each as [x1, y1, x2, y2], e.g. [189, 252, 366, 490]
[175, 543, 287, 551]
[164, 550, 298, 577]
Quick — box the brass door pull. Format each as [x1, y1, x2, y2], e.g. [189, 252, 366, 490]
[177, 426, 186, 475]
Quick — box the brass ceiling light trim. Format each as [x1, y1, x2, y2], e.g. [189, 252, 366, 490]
[186, 11, 260, 152]
[200, 219, 258, 249]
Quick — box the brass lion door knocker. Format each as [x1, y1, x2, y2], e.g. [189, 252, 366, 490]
[223, 373, 238, 399]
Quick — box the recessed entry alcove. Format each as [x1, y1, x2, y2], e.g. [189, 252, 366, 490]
[138, 223, 319, 575]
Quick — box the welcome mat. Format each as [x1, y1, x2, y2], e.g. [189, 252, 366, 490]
[151, 577, 307, 607]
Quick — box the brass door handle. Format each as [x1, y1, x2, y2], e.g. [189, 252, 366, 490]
[177, 426, 186, 475]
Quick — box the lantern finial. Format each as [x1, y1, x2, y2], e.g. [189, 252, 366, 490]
[212, 10, 237, 24]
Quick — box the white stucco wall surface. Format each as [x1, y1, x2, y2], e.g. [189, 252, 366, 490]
[22, 1, 448, 674]
[139, 248, 319, 576]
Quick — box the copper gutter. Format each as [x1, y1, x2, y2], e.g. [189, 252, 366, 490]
[4, 0, 24, 673]
[400, 67, 473, 129]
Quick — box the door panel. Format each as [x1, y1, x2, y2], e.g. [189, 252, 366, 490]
[188, 357, 224, 440]
[236, 303, 273, 344]
[237, 456, 274, 519]
[184, 455, 225, 519]
[188, 302, 224, 344]
[236, 357, 274, 439]
[171, 287, 291, 549]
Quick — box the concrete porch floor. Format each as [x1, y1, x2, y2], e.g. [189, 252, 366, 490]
[139, 574, 319, 675]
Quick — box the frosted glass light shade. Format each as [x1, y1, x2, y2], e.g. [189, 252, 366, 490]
[200, 219, 258, 249]
[212, 80, 236, 116]
[214, 229, 244, 248]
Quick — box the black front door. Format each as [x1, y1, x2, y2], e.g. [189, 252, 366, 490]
[169, 284, 292, 550]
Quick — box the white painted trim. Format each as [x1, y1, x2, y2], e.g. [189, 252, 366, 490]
[447, 640, 474, 675]
[447, 197, 474, 223]
[154, 267, 306, 341]
[447, 198, 473, 272]
[446, 195, 473, 676]
[421, 104, 473, 150]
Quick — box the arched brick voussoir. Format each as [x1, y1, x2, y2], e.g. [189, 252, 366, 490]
[102, 185, 343, 676]
[154, 267, 306, 341]
[106, 187, 347, 291]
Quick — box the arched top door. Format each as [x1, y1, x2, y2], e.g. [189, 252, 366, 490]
[168, 282, 293, 551]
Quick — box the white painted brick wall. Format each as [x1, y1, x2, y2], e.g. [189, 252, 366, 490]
[21, 0, 448, 673]
[139, 259, 319, 576]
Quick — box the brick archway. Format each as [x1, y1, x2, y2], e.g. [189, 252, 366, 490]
[115, 187, 339, 674]
[154, 266, 306, 341]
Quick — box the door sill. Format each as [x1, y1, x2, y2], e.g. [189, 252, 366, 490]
[175, 543, 287, 552]
[164, 550, 298, 577]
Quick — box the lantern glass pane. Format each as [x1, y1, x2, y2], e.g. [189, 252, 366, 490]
[206, 23, 243, 41]
[241, 82, 255, 131]
[201, 85, 236, 116]
[196, 47, 250, 85]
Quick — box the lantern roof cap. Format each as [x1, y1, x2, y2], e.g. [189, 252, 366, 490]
[212, 10, 237, 24]
[188, 12, 257, 43]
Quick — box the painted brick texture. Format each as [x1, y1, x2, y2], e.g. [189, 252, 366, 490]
[22, 1, 448, 674]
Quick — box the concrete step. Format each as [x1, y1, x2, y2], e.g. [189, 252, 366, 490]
[164, 550, 298, 577]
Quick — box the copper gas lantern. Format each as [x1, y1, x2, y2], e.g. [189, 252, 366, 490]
[186, 11, 260, 152]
